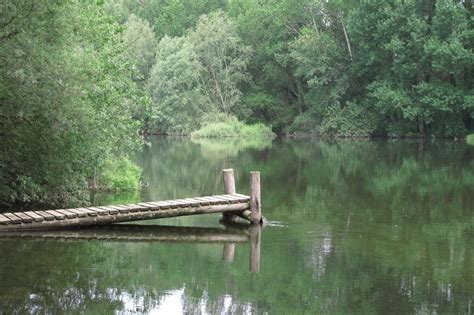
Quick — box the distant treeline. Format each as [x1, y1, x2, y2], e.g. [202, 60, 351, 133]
[109, 0, 473, 138]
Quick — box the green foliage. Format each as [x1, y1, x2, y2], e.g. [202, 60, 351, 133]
[320, 102, 379, 138]
[148, 36, 208, 134]
[191, 114, 274, 139]
[99, 157, 142, 191]
[241, 89, 295, 132]
[0, 1, 144, 207]
[110, 0, 474, 137]
[122, 14, 157, 83]
[2, 0, 473, 208]
[189, 10, 252, 114]
[286, 112, 320, 135]
[147, 11, 251, 134]
[467, 134, 474, 145]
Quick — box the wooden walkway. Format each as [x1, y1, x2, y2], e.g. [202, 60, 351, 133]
[0, 168, 263, 231]
[0, 193, 250, 231]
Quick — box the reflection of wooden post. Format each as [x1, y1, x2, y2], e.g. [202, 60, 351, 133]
[223, 243, 235, 262]
[250, 171, 261, 224]
[249, 225, 261, 272]
[223, 169, 238, 221]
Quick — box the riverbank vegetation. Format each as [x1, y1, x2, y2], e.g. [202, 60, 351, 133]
[191, 115, 274, 139]
[1, 0, 472, 207]
[467, 134, 474, 145]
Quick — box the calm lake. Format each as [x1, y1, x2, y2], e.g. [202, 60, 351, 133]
[0, 137, 473, 314]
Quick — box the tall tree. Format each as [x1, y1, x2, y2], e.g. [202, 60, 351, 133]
[122, 14, 157, 84]
[0, 0, 144, 207]
[189, 11, 251, 114]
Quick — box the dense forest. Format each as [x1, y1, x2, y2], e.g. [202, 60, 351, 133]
[0, 0, 473, 207]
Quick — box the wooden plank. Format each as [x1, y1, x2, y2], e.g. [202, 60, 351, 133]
[203, 196, 229, 205]
[217, 195, 240, 203]
[173, 199, 191, 207]
[23, 211, 45, 222]
[56, 209, 78, 219]
[208, 196, 231, 204]
[192, 196, 218, 205]
[183, 198, 201, 207]
[140, 202, 164, 210]
[232, 193, 250, 199]
[161, 200, 181, 209]
[124, 204, 145, 212]
[107, 205, 130, 214]
[148, 201, 172, 209]
[135, 203, 154, 211]
[34, 211, 56, 221]
[163, 199, 189, 208]
[193, 197, 211, 206]
[66, 209, 88, 218]
[0, 214, 11, 225]
[3, 213, 22, 224]
[97, 206, 119, 215]
[87, 207, 109, 216]
[45, 210, 66, 220]
[221, 194, 248, 201]
[14, 212, 34, 223]
[76, 208, 98, 217]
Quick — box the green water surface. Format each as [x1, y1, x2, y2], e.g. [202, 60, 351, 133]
[0, 138, 473, 314]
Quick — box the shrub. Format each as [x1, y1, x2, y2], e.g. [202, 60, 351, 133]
[320, 102, 378, 137]
[467, 134, 474, 145]
[100, 157, 142, 191]
[285, 112, 320, 134]
[191, 115, 274, 138]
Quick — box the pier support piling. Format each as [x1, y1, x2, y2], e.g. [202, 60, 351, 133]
[222, 169, 238, 222]
[250, 171, 262, 224]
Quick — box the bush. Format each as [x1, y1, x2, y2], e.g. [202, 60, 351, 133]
[320, 102, 378, 137]
[100, 157, 142, 191]
[285, 112, 320, 134]
[467, 134, 474, 145]
[191, 115, 274, 138]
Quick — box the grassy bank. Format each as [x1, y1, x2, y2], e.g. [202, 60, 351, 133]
[191, 115, 274, 139]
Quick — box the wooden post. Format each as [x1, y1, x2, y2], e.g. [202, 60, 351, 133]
[223, 169, 238, 221]
[249, 171, 261, 224]
[223, 169, 236, 194]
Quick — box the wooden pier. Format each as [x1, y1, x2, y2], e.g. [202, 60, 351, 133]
[0, 169, 263, 231]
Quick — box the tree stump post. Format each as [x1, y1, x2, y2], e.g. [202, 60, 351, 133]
[249, 171, 262, 224]
[222, 169, 238, 221]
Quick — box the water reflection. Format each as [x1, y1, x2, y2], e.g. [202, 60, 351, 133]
[0, 138, 473, 313]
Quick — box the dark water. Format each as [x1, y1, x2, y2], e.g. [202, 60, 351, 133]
[0, 138, 473, 314]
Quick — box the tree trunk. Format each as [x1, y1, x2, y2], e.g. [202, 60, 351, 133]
[418, 117, 425, 137]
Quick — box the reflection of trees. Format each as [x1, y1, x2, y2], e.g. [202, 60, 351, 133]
[134, 137, 473, 313]
[262, 139, 474, 313]
[1, 138, 472, 313]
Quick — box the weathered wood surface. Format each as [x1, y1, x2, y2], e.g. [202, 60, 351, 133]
[250, 171, 262, 224]
[0, 194, 250, 231]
